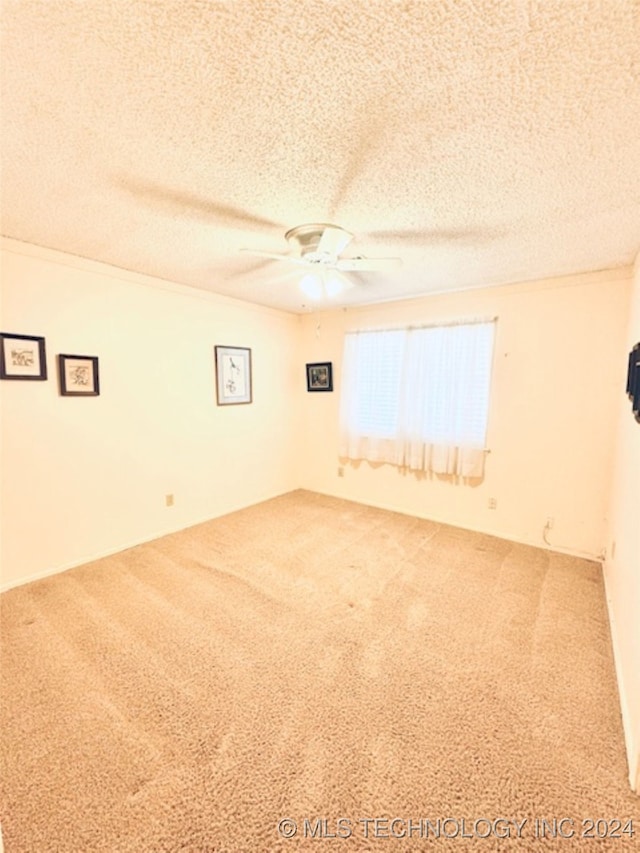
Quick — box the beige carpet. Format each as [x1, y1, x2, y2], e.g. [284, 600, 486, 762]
[1, 490, 637, 851]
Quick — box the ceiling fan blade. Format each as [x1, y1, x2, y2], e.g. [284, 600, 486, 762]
[328, 111, 388, 219]
[365, 227, 501, 244]
[239, 248, 309, 267]
[343, 270, 373, 287]
[224, 256, 276, 280]
[336, 256, 402, 272]
[119, 177, 282, 232]
[316, 225, 353, 257]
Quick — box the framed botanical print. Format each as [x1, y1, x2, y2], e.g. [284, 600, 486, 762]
[58, 354, 100, 396]
[0, 332, 47, 380]
[215, 345, 252, 405]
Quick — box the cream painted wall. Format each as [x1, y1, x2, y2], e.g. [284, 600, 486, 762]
[299, 269, 631, 559]
[604, 254, 640, 791]
[0, 239, 302, 588]
[1, 240, 636, 788]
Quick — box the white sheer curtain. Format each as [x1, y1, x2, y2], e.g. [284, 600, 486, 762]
[339, 320, 495, 477]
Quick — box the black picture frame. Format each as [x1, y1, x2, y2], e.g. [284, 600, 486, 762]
[0, 332, 47, 380]
[306, 362, 333, 392]
[626, 346, 636, 398]
[627, 342, 640, 423]
[58, 354, 100, 396]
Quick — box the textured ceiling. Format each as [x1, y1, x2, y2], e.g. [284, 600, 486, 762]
[1, 0, 640, 314]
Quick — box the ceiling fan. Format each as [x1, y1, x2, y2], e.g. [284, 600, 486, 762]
[239, 223, 402, 299]
[241, 223, 402, 271]
[121, 179, 500, 300]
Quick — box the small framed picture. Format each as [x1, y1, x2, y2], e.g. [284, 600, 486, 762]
[58, 354, 100, 396]
[627, 342, 640, 423]
[0, 332, 47, 380]
[215, 345, 252, 405]
[306, 361, 333, 392]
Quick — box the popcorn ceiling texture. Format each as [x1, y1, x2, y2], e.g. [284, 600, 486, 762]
[1, 492, 638, 851]
[1, 0, 640, 312]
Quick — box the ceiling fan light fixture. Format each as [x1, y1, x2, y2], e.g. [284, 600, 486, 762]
[299, 270, 351, 301]
[299, 272, 324, 300]
[324, 271, 351, 298]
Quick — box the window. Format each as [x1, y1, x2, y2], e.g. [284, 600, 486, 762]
[339, 320, 496, 477]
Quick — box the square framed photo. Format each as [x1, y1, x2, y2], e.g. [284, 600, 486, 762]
[215, 345, 252, 405]
[0, 332, 47, 380]
[58, 354, 100, 396]
[306, 361, 333, 392]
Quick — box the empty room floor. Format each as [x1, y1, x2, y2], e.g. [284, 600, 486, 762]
[1, 490, 638, 851]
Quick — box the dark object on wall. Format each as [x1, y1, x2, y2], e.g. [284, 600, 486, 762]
[306, 362, 333, 392]
[215, 345, 252, 405]
[58, 354, 100, 396]
[0, 332, 47, 380]
[626, 342, 640, 423]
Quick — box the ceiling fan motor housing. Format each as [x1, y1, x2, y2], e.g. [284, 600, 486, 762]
[285, 223, 353, 262]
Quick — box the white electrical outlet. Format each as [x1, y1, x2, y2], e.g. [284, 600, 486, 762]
[337, 467, 344, 477]
[546, 516, 554, 529]
[488, 497, 497, 509]
[165, 494, 174, 507]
